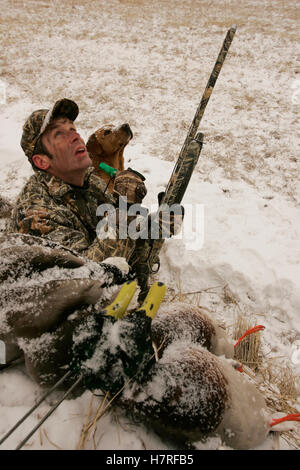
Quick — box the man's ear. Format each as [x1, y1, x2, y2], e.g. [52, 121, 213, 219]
[32, 154, 51, 171]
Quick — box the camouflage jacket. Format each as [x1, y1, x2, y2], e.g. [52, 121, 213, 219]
[9, 168, 135, 262]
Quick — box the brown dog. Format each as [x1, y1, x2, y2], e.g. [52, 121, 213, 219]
[86, 123, 133, 192]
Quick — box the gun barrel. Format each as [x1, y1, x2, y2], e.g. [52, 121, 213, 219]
[165, 25, 237, 198]
[186, 25, 236, 143]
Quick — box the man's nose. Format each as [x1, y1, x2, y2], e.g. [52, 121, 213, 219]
[70, 130, 81, 142]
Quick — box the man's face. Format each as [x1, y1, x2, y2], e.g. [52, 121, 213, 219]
[40, 117, 92, 183]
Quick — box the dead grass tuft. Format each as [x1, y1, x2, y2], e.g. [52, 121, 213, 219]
[77, 391, 110, 450]
[243, 361, 300, 449]
[261, 360, 299, 404]
[233, 315, 263, 371]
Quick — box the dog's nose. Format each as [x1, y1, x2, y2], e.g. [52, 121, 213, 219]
[121, 123, 133, 139]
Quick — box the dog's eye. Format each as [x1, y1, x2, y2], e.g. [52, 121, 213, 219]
[104, 129, 111, 136]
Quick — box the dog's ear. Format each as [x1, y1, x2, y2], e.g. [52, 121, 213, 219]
[86, 132, 102, 157]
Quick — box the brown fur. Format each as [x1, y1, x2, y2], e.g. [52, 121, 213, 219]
[86, 123, 133, 192]
[119, 344, 229, 444]
[120, 304, 268, 449]
[152, 301, 235, 359]
[22, 309, 92, 391]
[126, 303, 232, 445]
[151, 302, 216, 356]
[0, 233, 85, 283]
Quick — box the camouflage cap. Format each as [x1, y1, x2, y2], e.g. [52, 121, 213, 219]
[21, 98, 79, 162]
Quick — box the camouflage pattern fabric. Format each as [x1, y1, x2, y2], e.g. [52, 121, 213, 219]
[113, 169, 147, 204]
[0, 195, 13, 218]
[9, 168, 136, 263]
[21, 109, 49, 165]
[128, 238, 152, 298]
[0, 231, 135, 386]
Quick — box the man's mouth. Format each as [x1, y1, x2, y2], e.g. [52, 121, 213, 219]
[75, 146, 87, 157]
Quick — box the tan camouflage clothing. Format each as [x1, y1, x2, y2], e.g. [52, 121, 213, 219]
[9, 167, 136, 263]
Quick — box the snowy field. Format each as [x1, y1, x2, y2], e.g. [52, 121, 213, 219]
[0, 0, 299, 451]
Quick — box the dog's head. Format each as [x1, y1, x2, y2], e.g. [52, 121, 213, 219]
[86, 123, 133, 158]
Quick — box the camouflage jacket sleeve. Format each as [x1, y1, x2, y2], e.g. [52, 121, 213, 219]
[9, 172, 135, 263]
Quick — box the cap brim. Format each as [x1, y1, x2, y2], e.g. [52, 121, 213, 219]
[39, 98, 79, 135]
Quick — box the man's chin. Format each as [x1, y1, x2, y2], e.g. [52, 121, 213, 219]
[75, 153, 92, 168]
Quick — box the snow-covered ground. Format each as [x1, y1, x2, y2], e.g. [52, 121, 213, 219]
[0, 0, 299, 450]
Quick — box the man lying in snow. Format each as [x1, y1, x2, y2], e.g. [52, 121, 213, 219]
[1, 99, 294, 449]
[2, 96, 181, 363]
[8, 98, 181, 292]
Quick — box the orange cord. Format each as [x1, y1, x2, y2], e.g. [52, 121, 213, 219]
[270, 413, 300, 427]
[234, 325, 265, 347]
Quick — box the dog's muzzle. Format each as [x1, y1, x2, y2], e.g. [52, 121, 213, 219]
[120, 123, 133, 140]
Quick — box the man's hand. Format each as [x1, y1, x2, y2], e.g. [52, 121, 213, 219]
[158, 204, 184, 238]
[156, 192, 184, 238]
[113, 169, 147, 204]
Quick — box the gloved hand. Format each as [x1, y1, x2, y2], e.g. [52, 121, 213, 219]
[99, 259, 136, 286]
[158, 205, 184, 238]
[113, 168, 147, 204]
[155, 193, 184, 238]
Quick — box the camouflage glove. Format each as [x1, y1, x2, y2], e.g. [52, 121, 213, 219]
[113, 168, 147, 204]
[154, 193, 184, 238]
[158, 205, 184, 238]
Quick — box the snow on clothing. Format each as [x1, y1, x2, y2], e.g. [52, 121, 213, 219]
[2, 170, 270, 449]
[0, 233, 270, 449]
[0, 232, 131, 387]
[8, 167, 137, 263]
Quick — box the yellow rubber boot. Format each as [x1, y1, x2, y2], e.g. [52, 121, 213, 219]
[104, 281, 137, 320]
[136, 281, 166, 320]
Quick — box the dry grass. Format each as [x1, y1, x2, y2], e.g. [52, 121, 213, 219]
[233, 315, 263, 371]
[262, 361, 299, 403]
[77, 392, 110, 450]
[243, 361, 300, 450]
[43, 429, 63, 450]
[2, 0, 298, 449]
